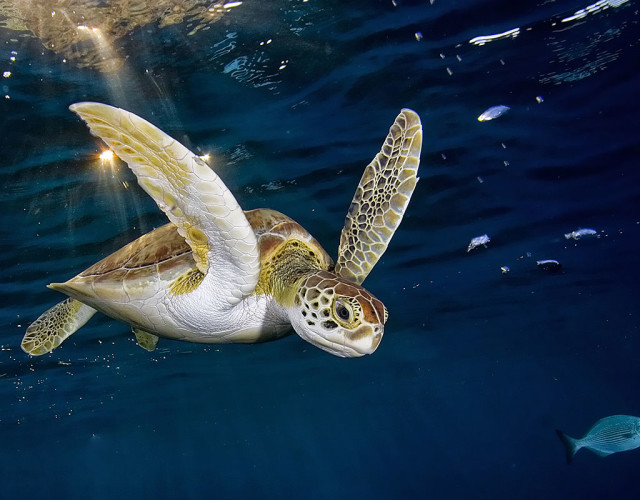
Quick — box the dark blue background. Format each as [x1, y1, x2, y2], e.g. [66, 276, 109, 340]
[1, 1, 639, 498]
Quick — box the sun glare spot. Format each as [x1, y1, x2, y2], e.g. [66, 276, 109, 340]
[99, 150, 115, 165]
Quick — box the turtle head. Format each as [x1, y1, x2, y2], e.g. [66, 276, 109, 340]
[288, 270, 387, 357]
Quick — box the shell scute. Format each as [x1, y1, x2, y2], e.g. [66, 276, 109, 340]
[245, 208, 332, 268]
[79, 223, 191, 278]
[94, 268, 128, 284]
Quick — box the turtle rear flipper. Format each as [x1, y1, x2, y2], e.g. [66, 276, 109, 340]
[133, 328, 159, 352]
[21, 299, 97, 355]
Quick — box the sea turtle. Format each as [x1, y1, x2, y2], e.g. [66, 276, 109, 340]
[21, 103, 422, 358]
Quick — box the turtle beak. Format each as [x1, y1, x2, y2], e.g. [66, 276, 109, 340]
[302, 323, 384, 358]
[340, 323, 384, 357]
[371, 325, 383, 351]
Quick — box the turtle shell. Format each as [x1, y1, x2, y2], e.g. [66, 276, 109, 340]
[245, 209, 334, 296]
[51, 208, 333, 306]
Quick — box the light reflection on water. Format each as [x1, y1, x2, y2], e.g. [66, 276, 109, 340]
[0, 0, 233, 71]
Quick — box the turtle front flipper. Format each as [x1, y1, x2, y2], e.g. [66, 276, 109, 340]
[335, 109, 422, 284]
[21, 299, 97, 355]
[69, 102, 261, 307]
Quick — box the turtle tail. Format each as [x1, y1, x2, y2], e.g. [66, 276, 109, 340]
[21, 298, 96, 355]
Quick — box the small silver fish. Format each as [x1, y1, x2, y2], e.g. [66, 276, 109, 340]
[477, 105, 510, 122]
[467, 234, 490, 252]
[537, 259, 562, 272]
[564, 228, 599, 240]
[556, 415, 640, 463]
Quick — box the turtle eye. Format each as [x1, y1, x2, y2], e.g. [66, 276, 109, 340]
[334, 299, 352, 322]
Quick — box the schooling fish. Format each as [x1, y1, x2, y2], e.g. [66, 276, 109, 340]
[467, 234, 490, 252]
[537, 259, 562, 273]
[556, 415, 640, 463]
[477, 105, 510, 122]
[564, 228, 599, 240]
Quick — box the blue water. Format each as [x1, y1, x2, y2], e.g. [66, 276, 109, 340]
[1, 0, 639, 497]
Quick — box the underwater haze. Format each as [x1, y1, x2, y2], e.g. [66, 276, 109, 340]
[1, 0, 639, 498]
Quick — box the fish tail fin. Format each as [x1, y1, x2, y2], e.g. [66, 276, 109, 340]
[555, 429, 580, 464]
